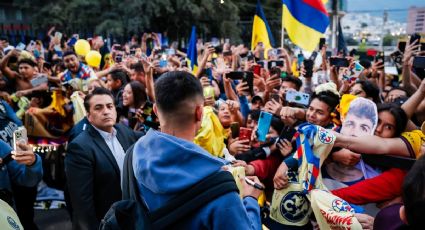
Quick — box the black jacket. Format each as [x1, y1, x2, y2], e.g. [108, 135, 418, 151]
[65, 123, 143, 230]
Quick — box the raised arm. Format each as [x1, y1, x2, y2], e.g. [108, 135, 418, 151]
[0, 49, 20, 80]
[195, 46, 214, 78]
[333, 132, 410, 157]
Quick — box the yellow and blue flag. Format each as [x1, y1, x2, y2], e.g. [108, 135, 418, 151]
[282, 0, 329, 51]
[187, 26, 198, 73]
[251, 1, 275, 58]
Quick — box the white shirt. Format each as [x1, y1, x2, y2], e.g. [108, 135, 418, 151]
[93, 126, 126, 175]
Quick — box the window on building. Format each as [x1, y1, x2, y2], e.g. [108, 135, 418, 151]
[0, 8, 5, 21]
[415, 23, 423, 27]
[417, 19, 425, 22]
[15, 10, 22, 21]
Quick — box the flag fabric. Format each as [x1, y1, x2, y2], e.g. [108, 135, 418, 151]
[282, 0, 330, 51]
[187, 26, 198, 73]
[337, 18, 348, 56]
[251, 1, 275, 58]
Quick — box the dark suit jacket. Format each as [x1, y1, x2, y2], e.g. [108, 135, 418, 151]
[65, 123, 143, 230]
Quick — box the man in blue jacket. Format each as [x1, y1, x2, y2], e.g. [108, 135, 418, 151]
[0, 139, 43, 206]
[133, 71, 262, 229]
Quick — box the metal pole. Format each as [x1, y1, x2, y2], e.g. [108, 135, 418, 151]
[331, 0, 338, 52]
[281, 6, 284, 48]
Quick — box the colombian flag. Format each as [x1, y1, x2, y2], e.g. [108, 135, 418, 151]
[251, 1, 275, 59]
[282, 0, 329, 51]
[187, 26, 198, 73]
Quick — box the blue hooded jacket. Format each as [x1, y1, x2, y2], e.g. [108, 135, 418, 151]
[133, 129, 261, 229]
[0, 140, 43, 192]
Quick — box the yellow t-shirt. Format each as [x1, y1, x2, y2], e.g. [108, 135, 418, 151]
[400, 130, 425, 158]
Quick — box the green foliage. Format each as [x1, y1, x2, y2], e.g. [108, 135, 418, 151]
[13, 0, 248, 42]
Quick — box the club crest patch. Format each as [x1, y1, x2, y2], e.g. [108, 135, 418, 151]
[280, 191, 310, 222]
[318, 127, 334, 144]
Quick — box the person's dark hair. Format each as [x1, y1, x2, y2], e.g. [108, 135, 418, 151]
[126, 81, 147, 109]
[347, 99, 378, 128]
[63, 50, 78, 58]
[271, 116, 284, 134]
[387, 87, 409, 98]
[108, 69, 128, 87]
[130, 62, 144, 73]
[83, 87, 114, 112]
[310, 90, 340, 112]
[402, 155, 425, 228]
[154, 71, 203, 114]
[282, 76, 302, 91]
[17, 58, 36, 68]
[377, 103, 408, 137]
[248, 109, 261, 121]
[356, 80, 381, 104]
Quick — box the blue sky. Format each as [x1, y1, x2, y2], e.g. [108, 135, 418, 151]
[346, 0, 425, 22]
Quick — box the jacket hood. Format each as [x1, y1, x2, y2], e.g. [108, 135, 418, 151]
[133, 129, 226, 196]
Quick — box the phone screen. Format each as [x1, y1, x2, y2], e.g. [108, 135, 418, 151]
[230, 122, 240, 139]
[257, 112, 272, 142]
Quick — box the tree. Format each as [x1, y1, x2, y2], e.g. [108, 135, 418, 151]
[13, 0, 243, 43]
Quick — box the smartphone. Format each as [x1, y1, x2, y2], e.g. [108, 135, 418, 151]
[30, 74, 48, 87]
[115, 54, 123, 63]
[256, 111, 273, 142]
[166, 48, 175, 55]
[270, 93, 280, 102]
[226, 71, 254, 96]
[285, 90, 310, 106]
[297, 53, 304, 66]
[129, 49, 136, 56]
[16, 42, 26, 50]
[413, 56, 425, 69]
[329, 57, 349, 67]
[203, 86, 215, 99]
[267, 60, 284, 69]
[230, 122, 240, 139]
[398, 41, 406, 53]
[309, 51, 318, 61]
[269, 67, 281, 78]
[410, 33, 421, 47]
[319, 38, 326, 50]
[279, 126, 296, 142]
[13, 127, 28, 151]
[143, 102, 154, 117]
[422, 42, 425, 52]
[252, 65, 261, 76]
[303, 59, 314, 78]
[159, 59, 168, 68]
[390, 50, 403, 64]
[375, 52, 385, 69]
[239, 127, 253, 141]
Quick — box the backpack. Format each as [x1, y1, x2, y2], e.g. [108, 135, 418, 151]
[99, 145, 239, 230]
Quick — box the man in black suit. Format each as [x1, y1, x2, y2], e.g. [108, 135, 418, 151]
[65, 87, 142, 230]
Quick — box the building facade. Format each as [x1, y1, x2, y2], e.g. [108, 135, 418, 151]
[407, 6, 425, 34]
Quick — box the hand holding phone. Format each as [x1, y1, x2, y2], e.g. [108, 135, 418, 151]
[13, 127, 28, 151]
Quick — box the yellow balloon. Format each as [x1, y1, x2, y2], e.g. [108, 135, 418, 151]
[85, 50, 102, 68]
[74, 39, 91, 56]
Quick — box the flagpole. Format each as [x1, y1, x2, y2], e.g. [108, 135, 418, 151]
[281, 6, 284, 48]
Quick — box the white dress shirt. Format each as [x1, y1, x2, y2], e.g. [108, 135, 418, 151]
[93, 126, 126, 175]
